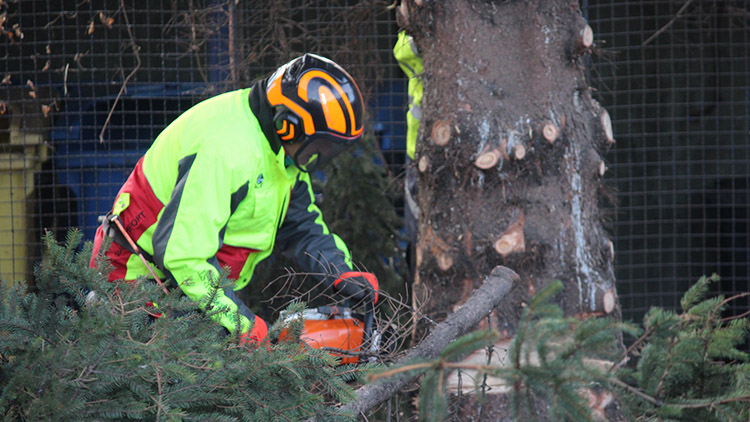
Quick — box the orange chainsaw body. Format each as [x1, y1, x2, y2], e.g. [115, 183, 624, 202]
[278, 307, 367, 364]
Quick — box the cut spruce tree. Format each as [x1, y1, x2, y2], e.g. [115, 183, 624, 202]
[0, 231, 369, 422]
[399, 0, 620, 418]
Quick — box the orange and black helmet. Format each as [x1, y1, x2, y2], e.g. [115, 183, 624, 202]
[266, 54, 365, 172]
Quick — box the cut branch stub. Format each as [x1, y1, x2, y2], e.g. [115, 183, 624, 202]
[397, 1, 409, 26]
[437, 252, 454, 271]
[595, 287, 617, 314]
[495, 230, 524, 257]
[431, 119, 452, 146]
[422, 226, 454, 272]
[539, 121, 560, 144]
[418, 155, 429, 173]
[600, 109, 615, 144]
[494, 212, 526, 257]
[501, 137, 526, 161]
[603, 289, 616, 314]
[577, 24, 594, 51]
[474, 147, 501, 169]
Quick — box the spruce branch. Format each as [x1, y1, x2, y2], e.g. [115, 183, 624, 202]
[610, 378, 662, 406]
[1, 230, 369, 421]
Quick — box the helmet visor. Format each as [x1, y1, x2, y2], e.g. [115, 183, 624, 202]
[293, 134, 355, 172]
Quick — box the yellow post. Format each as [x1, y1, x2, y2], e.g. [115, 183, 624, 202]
[0, 94, 50, 285]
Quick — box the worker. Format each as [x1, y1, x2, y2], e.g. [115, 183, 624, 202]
[393, 30, 423, 275]
[89, 54, 379, 345]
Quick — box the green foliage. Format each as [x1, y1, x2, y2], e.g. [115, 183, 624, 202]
[0, 230, 368, 421]
[376, 279, 626, 422]
[380, 276, 750, 421]
[616, 274, 750, 422]
[440, 330, 499, 363]
[402, 330, 498, 422]
[500, 282, 628, 422]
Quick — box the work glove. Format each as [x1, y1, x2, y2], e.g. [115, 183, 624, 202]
[240, 315, 268, 346]
[333, 271, 379, 306]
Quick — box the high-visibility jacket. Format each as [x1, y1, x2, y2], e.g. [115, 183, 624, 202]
[393, 30, 423, 161]
[99, 83, 354, 334]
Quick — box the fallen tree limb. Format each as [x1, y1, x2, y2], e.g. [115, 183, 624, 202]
[339, 265, 519, 418]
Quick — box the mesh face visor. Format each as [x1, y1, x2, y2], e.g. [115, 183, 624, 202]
[293, 133, 356, 172]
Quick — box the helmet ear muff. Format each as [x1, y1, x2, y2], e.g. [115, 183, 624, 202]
[274, 108, 303, 144]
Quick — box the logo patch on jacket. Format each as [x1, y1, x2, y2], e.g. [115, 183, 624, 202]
[255, 174, 264, 188]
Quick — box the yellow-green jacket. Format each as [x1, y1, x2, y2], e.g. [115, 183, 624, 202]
[393, 30, 423, 160]
[106, 83, 354, 334]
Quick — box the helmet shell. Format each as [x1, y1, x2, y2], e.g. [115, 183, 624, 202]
[266, 54, 364, 144]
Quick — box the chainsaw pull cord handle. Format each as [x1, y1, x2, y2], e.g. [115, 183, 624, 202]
[109, 214, 169, 294]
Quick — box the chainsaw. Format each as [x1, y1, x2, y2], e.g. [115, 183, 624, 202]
[275, 302, 384, 365]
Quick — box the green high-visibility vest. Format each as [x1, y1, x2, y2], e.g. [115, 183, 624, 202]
[393, 30, 424, 160]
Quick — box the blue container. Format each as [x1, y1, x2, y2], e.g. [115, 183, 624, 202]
[370, 80, 407, 168]
[50, 83, 204, 240]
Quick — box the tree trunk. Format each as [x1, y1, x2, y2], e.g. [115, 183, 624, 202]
[402, 0, 620, 417]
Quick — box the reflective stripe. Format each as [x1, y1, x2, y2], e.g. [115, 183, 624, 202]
[205, 182, 256, 279]
[153, 153, 197, 269]
[276, 174, 353, 284]
[223, 287, 257, 322]
[409, 103, 422, 121]
[409, 37, 421, 58]
[230, 181, 249, 214]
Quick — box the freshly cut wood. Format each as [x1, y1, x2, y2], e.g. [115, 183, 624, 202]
[600, 110, 615, 144]
[540, 121, 560, 143]
[437, 252, 454, 271]
[431, 119, 452, 146]
[578, 25, 594, 50]
[494, 213, 526, 257]
[494, 230, 524, 257]
[512, 144, 526, 160]
[603, 289, 616, 314]
[418, 155, 429, 172]
[474, 147, 501, 169]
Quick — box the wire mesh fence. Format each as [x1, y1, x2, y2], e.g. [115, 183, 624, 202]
[586, 0, 750, 322]
[1, 0, 748, 332]
[0, 0, 405, 284]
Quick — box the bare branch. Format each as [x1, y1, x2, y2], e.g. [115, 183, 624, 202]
[98, 0, 141, 143]
[642, 0, 696, 46]
[337, 266, 518, 418]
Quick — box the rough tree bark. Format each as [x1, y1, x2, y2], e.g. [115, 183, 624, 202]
[400, 0, 620, 418]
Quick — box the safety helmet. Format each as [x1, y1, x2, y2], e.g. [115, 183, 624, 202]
[266, 54, 365, 172]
